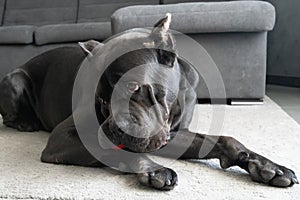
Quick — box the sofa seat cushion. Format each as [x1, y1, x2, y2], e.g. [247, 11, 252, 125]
[111, 1, 275, 34]
[0, 25, 35, 44]
[35, 22, 111, 45]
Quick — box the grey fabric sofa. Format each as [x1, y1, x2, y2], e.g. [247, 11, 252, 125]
[0, 0, 275, 102]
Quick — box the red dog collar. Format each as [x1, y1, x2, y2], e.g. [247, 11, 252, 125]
[113, 144, 126, 150]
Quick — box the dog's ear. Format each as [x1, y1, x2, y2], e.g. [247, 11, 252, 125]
[78, 40, 103, 56]
[144, 13, 177, 67]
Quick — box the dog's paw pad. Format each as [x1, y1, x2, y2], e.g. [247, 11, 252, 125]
[137, 167, 178, 190]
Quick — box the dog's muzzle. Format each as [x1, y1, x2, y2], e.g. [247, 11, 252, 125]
[102, 113, 171, 153]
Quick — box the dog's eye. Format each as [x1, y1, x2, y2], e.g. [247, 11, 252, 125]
[126, 82, 140, 93]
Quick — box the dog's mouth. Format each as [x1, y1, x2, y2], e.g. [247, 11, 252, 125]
[114, 126, 171, 153]
[100, 116, 171, 153]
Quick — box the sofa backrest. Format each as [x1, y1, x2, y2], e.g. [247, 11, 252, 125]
[2, 0, 78, 26]
[77, 0, 160, 23]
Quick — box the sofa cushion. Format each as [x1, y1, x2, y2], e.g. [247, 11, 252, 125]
[35, 22, 111, 45]
[0, 25, 35, 44]
[78, 0, 160, 23]
[3, 0, 77, 26]
[111, 1, 275, 34]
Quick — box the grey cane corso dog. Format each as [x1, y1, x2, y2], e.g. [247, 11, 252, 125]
[0, 14, 298, 190]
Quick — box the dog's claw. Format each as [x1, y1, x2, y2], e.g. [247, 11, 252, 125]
[276, 169, 284, 176]
[292, 178, 299, 184]
[166, 180, 171, 185]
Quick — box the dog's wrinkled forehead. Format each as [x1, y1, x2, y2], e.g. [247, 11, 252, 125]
[107, 51, 179, 89]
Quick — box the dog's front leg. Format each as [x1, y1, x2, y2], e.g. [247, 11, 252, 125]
[158, 130, 298, 187]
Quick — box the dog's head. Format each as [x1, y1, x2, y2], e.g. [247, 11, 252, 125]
[80, 14, 199, 153]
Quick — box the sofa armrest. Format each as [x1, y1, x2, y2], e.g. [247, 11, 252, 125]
[111, 1, 275, 34]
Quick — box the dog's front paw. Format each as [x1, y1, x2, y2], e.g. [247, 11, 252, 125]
[246, 154, 298, 187]
[137, 167, 178, 190]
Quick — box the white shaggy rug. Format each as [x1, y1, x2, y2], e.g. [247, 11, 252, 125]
[0, 96, 299, 200]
